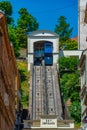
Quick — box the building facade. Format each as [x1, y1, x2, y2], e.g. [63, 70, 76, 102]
[78, 1, 87, 129]
[0, 12, 21, 130]
[79, 50, 87, 129]
[79, 0, 87, 50]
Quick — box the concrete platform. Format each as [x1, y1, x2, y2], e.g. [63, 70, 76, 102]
[22, 115, 75, 130]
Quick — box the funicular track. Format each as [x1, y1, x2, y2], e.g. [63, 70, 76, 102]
[29, 63, 63, 120]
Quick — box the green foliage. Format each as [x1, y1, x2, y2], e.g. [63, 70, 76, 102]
[69, 101, 81, 123]
[17, 61, 30, 108]
[0, 0, 13, 24]
[8, 25, 20, 57]
[59, 56, 81, 123]
[16, 27, 27, 48]
[54, 16, 78, 49]
[60, 73, 79, 101]
[0, 2, 39, 49]
[70, 92, 79, 102]
[16, 8, 39, 48]
[0, 1, 20, 57]
[54, 16, 73, 43]
[62, 40, 78, 50]
[59, 56, 79, 73]
[18, 8, 39, 32]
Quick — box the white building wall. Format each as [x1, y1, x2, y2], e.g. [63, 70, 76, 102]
[79, 0, 87, 50]
[59, 50, 82, 58]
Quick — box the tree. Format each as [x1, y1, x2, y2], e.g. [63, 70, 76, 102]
[59, 56, 81, 123]
[17, 8, 39, 32]
[16, 27, 27, 48]
[54, 16, 73, 44]
[0, 1, 19, 56]
[60, 73, 80, 101]
[69, 101, 81, 123]
[0, 1, 13, 24]
[61, 40, 78, 50]
[16, 8, 39, 48]
[17, 61, 29, 108]
[59, 56, 79, 74]
[8, 25, 20, 57]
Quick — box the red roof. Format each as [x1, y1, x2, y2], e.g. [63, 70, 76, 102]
[70, 36, 78, 42]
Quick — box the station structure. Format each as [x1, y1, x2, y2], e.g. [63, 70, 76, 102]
[23, 30, 75, 130]
[27, 30, 59, 71]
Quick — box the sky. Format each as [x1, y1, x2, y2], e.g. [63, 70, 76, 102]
[9, 0, 78, 38]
